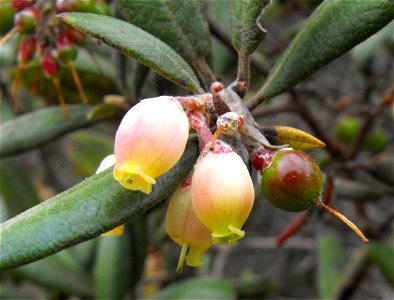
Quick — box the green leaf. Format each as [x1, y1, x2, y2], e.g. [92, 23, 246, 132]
[259, 0, 394, 100]
[153, 277, 237, 300]
[10, 250, 93, 296]
[58, 13, 202, 93]
[318, 234, 347, 299]
[94, 218, 146, 299]
[0, 105, 111, 157]
[230, 0, 271, 54]
[66, 130, 113, 177]
[94, 235, 131, 299]
[0, 158, 41, 217]
[0, 139, 199, 270]
[119, 0, 211, 70]
[367, 242, 394, 286]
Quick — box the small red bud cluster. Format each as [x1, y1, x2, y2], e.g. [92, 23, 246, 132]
[1, 0, 112, 112]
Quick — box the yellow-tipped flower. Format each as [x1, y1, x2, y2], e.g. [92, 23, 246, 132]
[192, 144, 255, 246]
[114, 96, 189, 194]
[166, 183, 212, 272]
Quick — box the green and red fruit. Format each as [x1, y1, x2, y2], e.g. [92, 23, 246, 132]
[256, 149, 323, 212]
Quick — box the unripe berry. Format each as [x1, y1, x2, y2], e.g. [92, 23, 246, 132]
[192, 141, 255, 246]
[114, 96, 189, 194]
[335, 116, 360, 144]
[166, 182, 212, 271]
[260, 150, 323, 212]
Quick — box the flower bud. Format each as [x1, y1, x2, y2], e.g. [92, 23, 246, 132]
[166, 182, 212, 271]
[192, 142, 255, 246]
[41, 49, 61, 78]
[114, 96, 189, 194]
[56, 31, 78, 63]
[18, 35, 36, 64]
[14, 6, 39, 34]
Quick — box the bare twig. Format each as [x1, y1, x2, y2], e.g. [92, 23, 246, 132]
[252, 102, 295, 118]
[291, 90, 344, 158]
[208, 19, 268, 77]
[346, 86, 393, 159]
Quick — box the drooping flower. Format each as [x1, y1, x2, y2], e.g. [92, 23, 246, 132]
[166, 180, 212, 272]
[114, 96, 189, 194]
[191, 141, 255, 246]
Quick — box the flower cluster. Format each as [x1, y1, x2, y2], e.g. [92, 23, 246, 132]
[111, 87, 368, 271]
[112, 94, 255, 270]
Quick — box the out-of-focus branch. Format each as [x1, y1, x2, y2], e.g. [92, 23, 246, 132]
[290, 90, 344, 158]
[346, 86, 393, 160]
[252, 102, 296, 118]
[208, 19, 268, 77]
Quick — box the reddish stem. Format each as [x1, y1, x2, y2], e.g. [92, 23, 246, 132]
[277, 211, 308, 246]
[317, 200, 369, 243]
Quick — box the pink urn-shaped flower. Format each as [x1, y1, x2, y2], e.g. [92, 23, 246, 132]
[166, 181, 212, 272]
[191, 141, 255, 246]
[114, 96, 189, 194]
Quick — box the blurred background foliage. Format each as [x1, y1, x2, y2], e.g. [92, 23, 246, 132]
[0, 0, 393, 299]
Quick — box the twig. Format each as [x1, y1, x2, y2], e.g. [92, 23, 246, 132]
[346, 86, 393, 160]
[208, 19, 268, 77]
[193, 58, 217, 91]
[252, 102, 295, 118]
[291, 90, 344, 158]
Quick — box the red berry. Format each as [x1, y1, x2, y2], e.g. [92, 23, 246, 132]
[261, 150, 323, 212]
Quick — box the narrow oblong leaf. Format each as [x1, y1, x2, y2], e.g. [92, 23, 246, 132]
[58, 13, 202, 93]
[230, 0, 271, 54]
[259, 0, 394, 99]
[0, 139, 199, 270]
[153, 277, 237, 300]
[11, 251, 94, 296]
[318, 234, 347, 299]
[94, 234, 132, 299]
[119, 0, 211, 70]
[0, 105, 110, 157]
[367, 242, 394, 286]
[0, 158, 41, 217]
[260, 126, 326, 150]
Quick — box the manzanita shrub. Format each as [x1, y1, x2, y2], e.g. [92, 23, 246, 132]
[0, 0, 393, 299]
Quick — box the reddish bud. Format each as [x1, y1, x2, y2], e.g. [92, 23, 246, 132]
[17, 35, 36, 63]
[41, 49, 60, 78]
[11, 0, 35, 12]
[56, 31, 77, 62]
[14, 6, 39, 33]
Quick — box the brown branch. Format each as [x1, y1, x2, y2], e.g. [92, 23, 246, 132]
[208, 19, 268, 77]
[346, 86, 393, 160]
[291, 90, 344, 158]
